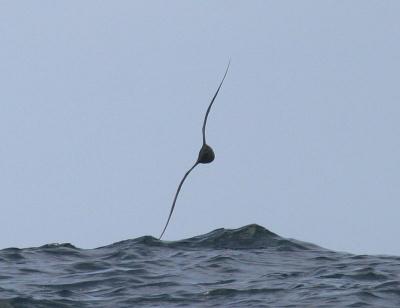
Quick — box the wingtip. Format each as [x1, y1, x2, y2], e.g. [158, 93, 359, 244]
[159, 226, 167, 240]
[222, 59, 231, 81]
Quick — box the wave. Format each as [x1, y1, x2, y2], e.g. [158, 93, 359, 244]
[106, 224, 323, 251]
[0, 224, 324, 257]
[1, 225, 400, 307]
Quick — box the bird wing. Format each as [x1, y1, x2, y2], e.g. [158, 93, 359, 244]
[201, 61, 231, 145]
[159, 162, 199, 239]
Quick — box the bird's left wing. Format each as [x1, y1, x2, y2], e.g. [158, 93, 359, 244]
[201, 61, 230, 145]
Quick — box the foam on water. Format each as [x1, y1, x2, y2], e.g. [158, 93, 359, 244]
[1, 224, 400, 307]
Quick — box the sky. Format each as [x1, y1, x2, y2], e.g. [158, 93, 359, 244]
[1, 1, 399, 255]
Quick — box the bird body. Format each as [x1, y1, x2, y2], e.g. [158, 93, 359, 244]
[197, 144, 215, 164]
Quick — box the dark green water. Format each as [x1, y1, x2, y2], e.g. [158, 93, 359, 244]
[1, 224, 400, 307]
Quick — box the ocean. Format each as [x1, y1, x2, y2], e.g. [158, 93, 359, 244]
[1, 224, 399, 307]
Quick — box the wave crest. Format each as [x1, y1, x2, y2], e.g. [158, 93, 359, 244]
[109, 224, 319, 251]
[171, 224, 316, 250]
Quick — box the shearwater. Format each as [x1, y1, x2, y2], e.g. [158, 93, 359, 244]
[159, 62, 230, 240]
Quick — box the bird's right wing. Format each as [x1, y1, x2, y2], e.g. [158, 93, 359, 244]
[159, 162, 199, 240]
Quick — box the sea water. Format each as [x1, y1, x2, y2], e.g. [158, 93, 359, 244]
[1, 224, 400, 307]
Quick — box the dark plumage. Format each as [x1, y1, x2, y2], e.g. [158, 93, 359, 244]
[159, 62, 230, 240]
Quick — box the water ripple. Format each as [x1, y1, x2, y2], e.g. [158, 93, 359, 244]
[1, 224, 400, 307]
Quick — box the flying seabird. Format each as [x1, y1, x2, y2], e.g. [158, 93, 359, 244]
[159, 62, 230, 240]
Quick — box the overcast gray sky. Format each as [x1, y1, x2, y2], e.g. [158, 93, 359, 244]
[1, 1, 399, 255]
